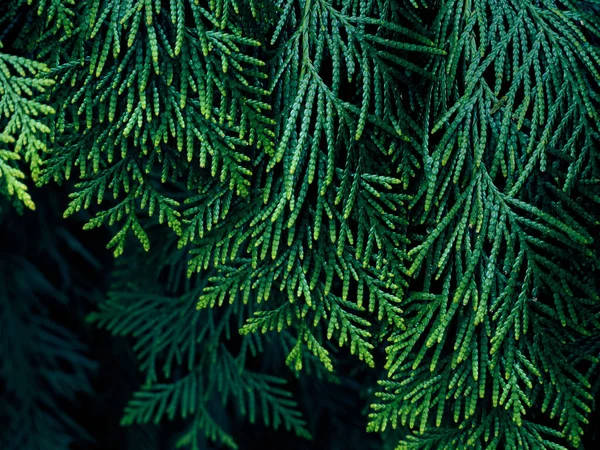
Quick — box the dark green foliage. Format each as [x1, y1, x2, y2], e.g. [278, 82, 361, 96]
[367, 2, 600, 448]
[0, 196, 98, 450]
[88, 233, 313, 448]
[1, 0, 600, 448]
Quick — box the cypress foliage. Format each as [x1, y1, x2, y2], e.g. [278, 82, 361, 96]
[1, 0, 599, 448]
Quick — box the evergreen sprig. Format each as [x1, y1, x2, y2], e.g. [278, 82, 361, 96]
[0, 44, 55, 210]
[88, 234, 312, 449]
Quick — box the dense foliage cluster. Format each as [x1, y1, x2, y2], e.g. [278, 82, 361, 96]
[1, 0, 600, 449]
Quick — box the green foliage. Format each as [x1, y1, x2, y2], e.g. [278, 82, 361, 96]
[88, 234, 312, 449]
[1, 0, 600, 448]
[366, 2, 600, 448]
[0, 43, 55, 210]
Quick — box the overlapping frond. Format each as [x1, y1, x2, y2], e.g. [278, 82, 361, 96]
[88, 236, 311, 449]
[0, 46, 55, 210]
[38, 0, 274, 253]
[371, 0, 600, 447]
